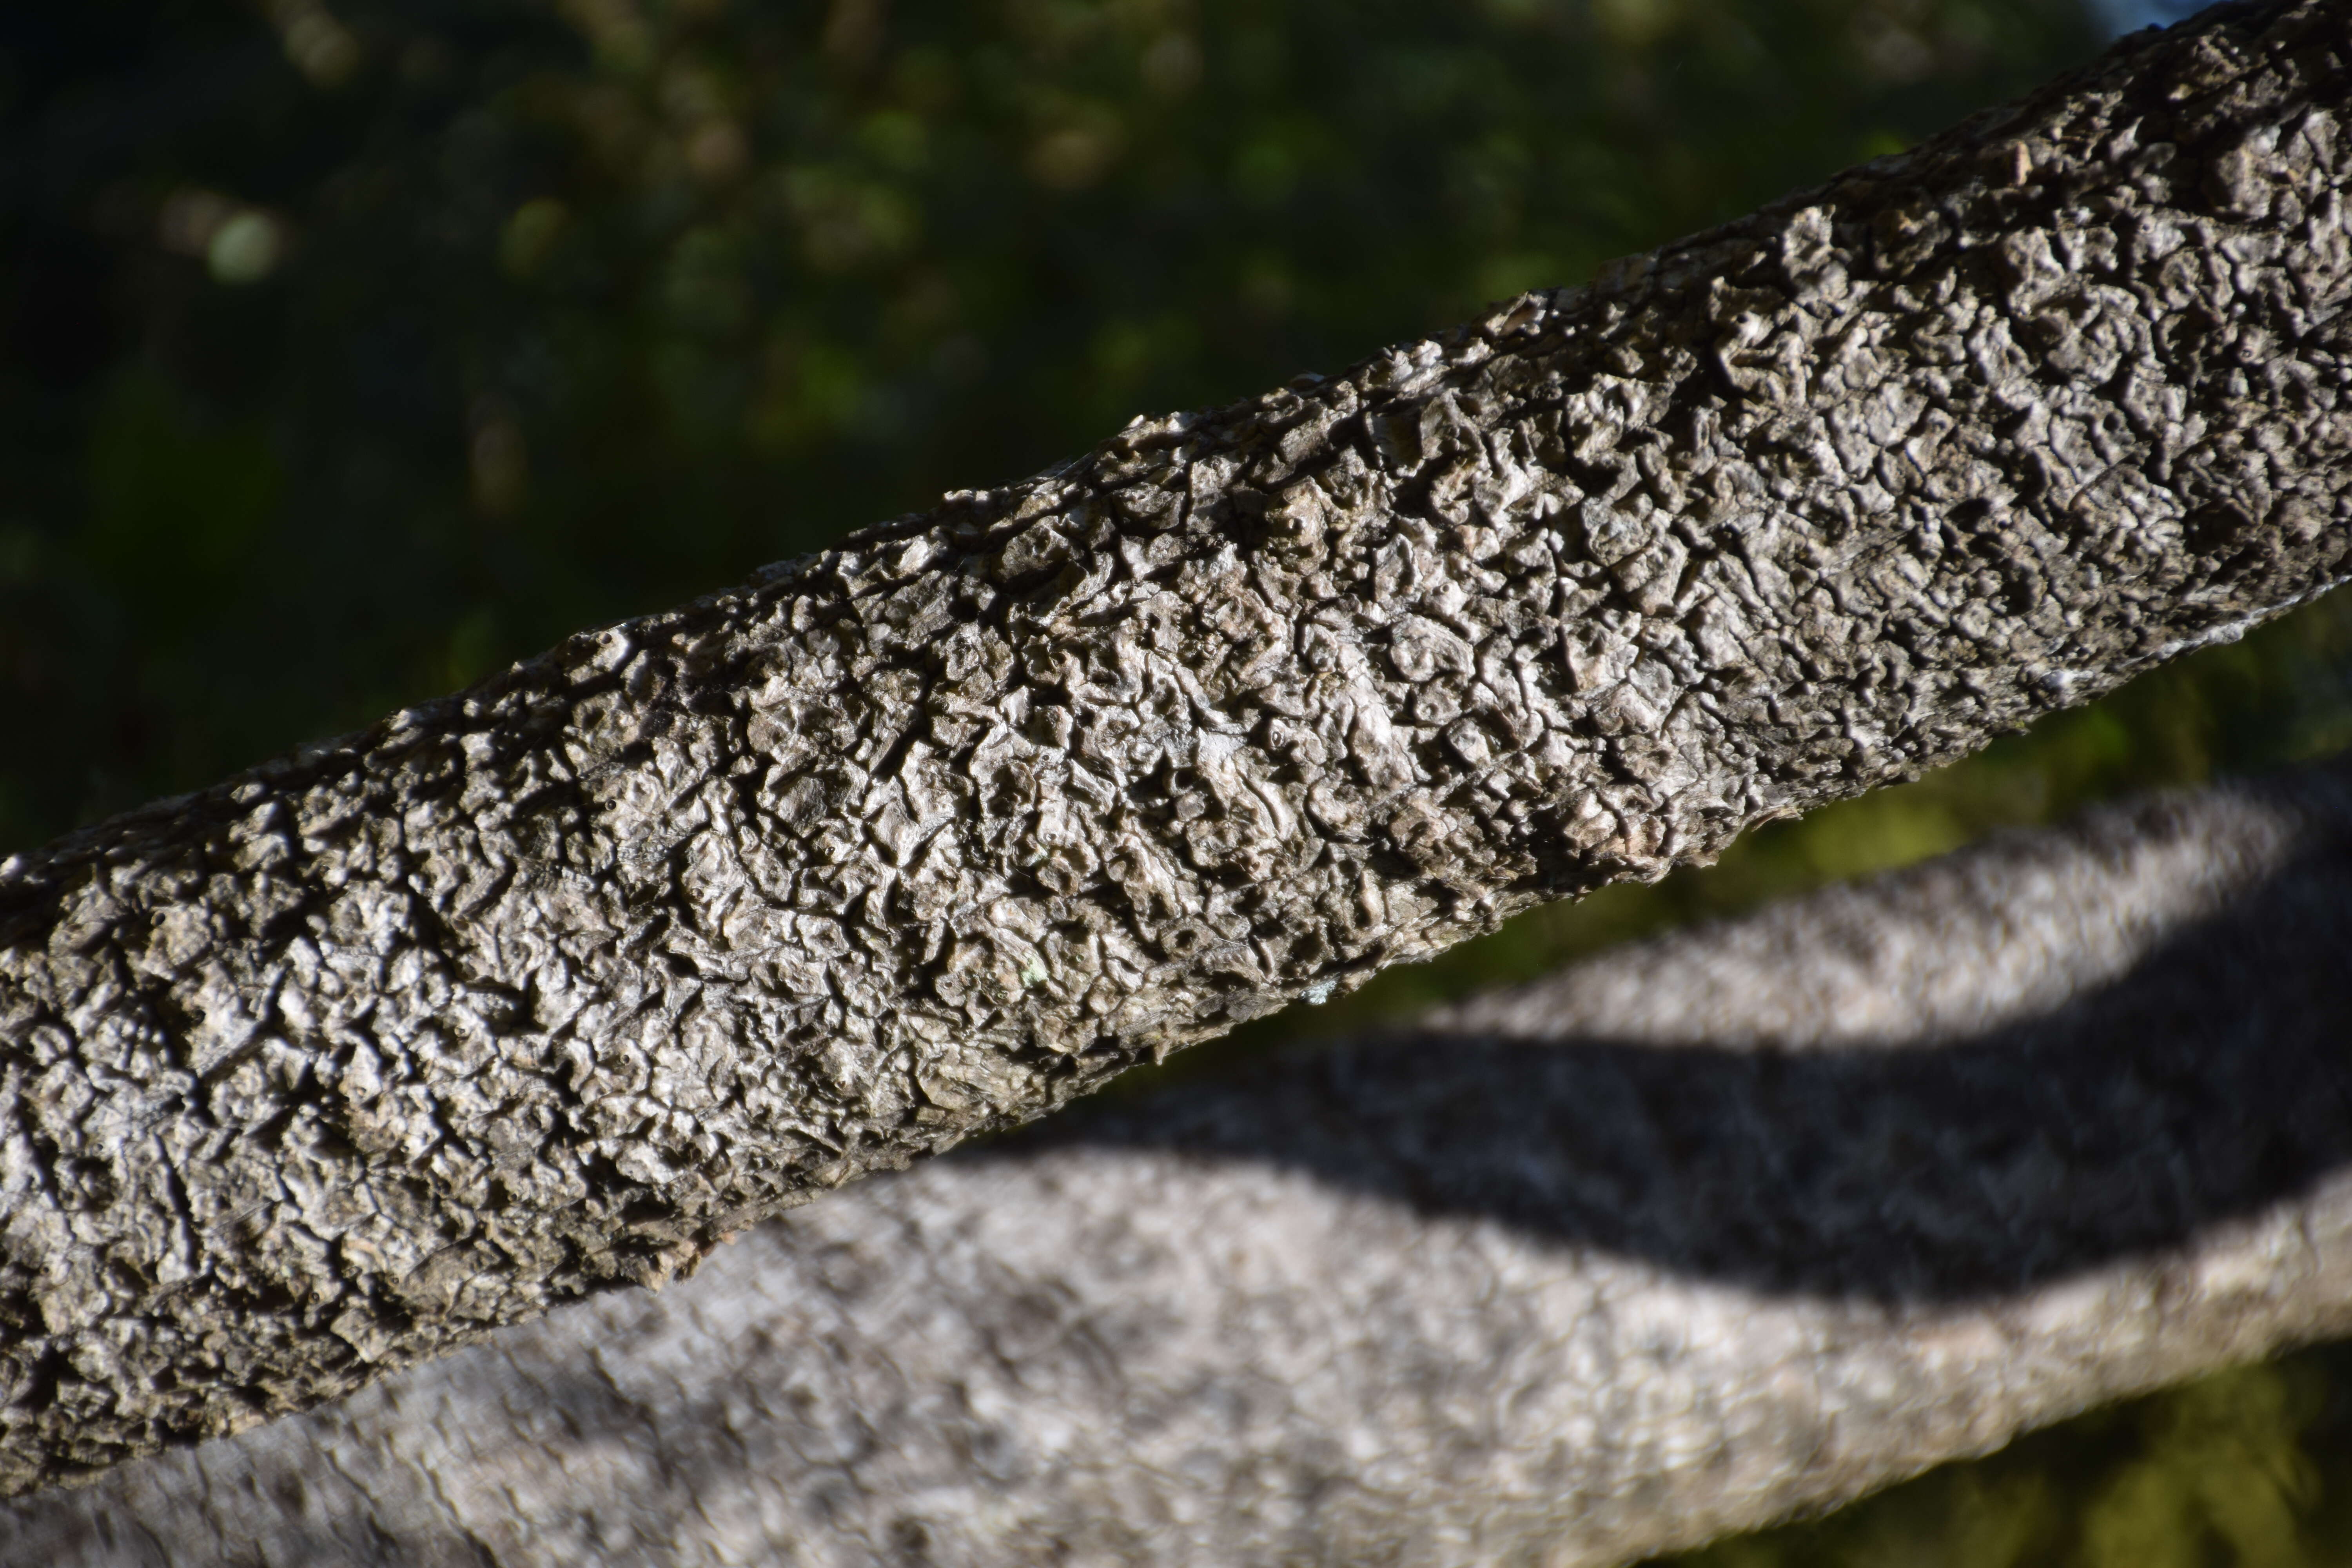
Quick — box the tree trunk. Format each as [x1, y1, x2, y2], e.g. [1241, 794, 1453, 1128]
[5, 0, 2352, 1495]
[6, 764, 2351, 1565]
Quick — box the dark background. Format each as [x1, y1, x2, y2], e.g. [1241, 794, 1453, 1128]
[0, 0, 2113, 848]
[5, 0, 2352, 1561]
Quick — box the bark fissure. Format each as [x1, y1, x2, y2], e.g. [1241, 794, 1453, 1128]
[4, 0, 2352, 1494]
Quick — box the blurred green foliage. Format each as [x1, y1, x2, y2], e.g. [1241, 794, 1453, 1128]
[7, 0, 2352, 1562]
[1654, 1341, 2352, 1568]
[2, 0, 2096, 848]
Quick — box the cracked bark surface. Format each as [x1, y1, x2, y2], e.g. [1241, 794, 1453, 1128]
[6, 765, 2352, 1565]
[5, 0, 2352, 1494]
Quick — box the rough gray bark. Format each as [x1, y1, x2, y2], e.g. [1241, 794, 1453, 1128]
[5, 0, 2352, 1494]
[7, 764, 2351, 1566]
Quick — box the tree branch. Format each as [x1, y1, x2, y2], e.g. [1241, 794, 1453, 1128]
[7, 763, 2351, 1563]
[5, 0, 2352, 1494]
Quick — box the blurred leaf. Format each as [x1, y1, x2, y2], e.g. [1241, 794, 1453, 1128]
[1655, 1350, 2352, 1568]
